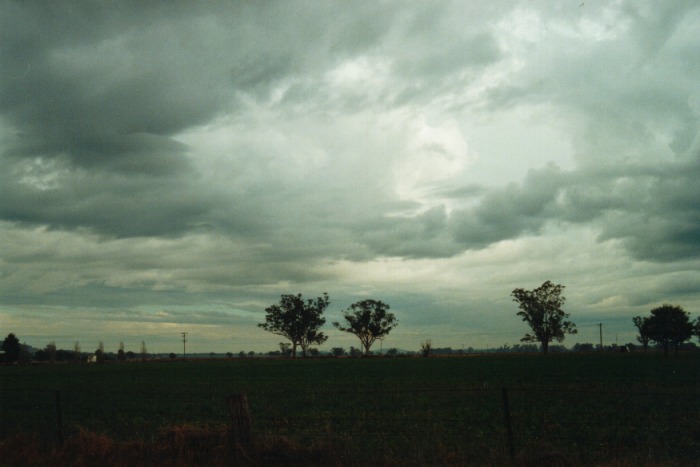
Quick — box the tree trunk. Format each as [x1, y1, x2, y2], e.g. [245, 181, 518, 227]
[541, 340, 549, 354]
[292, 343, 297, 358]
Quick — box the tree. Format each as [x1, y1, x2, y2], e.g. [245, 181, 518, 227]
[258, 293, 330, 358]
[95, 341, 105, 363]
[2, 333, 21, 363]
[333, 299, 397, 356]
[46, 342, 57, 363]
[511, 281, 577, 354]
[632, 316, 652, 351]
[117, 342, 126, 362]
[279, 342, 292, 357]
[420, 339, 432, 357]
[646, 304, 693, 357]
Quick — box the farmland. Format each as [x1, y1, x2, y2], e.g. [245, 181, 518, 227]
[1, 352, 699, 465]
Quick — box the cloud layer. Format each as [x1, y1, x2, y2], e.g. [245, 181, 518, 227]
[1, 1, 699, 352]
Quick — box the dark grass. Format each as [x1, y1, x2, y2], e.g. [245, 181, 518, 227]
[2, 352, 699, 465]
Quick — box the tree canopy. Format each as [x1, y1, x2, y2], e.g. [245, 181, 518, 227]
[258, 293, 329, 358]
[646, 304, 694, 356]
[2, 333, 21, 363]
[333, 299, 396, 356]
[511, 281, 577, 354]
[632, 316, 652, 351]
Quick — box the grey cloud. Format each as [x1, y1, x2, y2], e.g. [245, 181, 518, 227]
[360, 206, 463, 259]
[448, 165, 564, 248]
[0, 155, 216, 238]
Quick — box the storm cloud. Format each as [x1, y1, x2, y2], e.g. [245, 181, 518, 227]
[1, 1, 699, 352]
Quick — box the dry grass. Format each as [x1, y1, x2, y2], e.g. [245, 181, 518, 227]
[0, 425, 338, 467]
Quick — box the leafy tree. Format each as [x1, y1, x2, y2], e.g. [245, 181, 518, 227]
[511, 281, 577, 354]
[632, 316, 652, 351]
[331, 347, 346, 357]
[2, 333, 21, 363]
[646, 304, 694, 357]
[333, 299, 397, 356]
[695, 318, 700, 343]
[258, 293, 330, 358]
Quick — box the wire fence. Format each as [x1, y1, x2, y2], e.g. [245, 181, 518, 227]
[3, 384, 699, 464]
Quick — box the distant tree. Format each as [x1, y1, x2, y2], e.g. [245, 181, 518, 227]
[695, 318, 700, 343]
[349, 346, 363, 357]
[239, 351, 246, 358]
[126, 351, 135, 360]
[386, 348, 398, 356]
[34, 348, 50, 361]
[248, 351, 255, 357]
[633, 316, 652, 351]
[74, 341, 82, 361]
[258, 293, 330, 358]
[2, 333, 21, 363]
[511, 281, 577, 354]
[45, 342, 57, 363]
[333, 299, 397, 356]
[117, 342, 126, 362]
[308, 348, 320, 357]
[169, 352, 177, 359]
[95, 341, 105, 363]
[646, 304, 694, 357]
[573, 343, 595, 352]
[226, 352, 233, 358]
[420, 339, 432, 357]
[279, 342, 292, 357]
[331, 347, 345, 357]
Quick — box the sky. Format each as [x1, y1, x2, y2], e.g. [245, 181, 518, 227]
[1, 1, 699, 355]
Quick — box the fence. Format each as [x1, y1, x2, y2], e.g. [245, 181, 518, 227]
[2, 385, 698, 464]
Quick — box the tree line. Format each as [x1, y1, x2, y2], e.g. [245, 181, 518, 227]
[3, 281, 699, 362]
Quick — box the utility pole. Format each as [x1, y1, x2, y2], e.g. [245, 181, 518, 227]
[598, 323, 603, 351]
[181, 332, 188, 358]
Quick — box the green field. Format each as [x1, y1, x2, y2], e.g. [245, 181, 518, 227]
[2, 353, 699, 465]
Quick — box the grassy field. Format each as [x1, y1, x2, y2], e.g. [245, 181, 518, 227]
[1, 352, 699, 465]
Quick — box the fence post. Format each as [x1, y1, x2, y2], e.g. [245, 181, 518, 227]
[228, 393, 253, 460]
[501, 387, 516, 463]
[55, 390, 64, 445]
